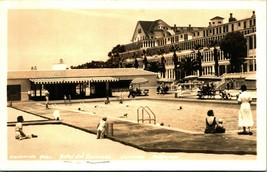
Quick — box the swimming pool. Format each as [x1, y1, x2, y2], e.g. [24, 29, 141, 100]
[55, 99, 257, 133]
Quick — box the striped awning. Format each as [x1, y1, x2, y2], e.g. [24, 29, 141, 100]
[29, 77, 119, 84]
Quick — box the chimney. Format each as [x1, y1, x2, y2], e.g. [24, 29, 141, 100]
[229, 13, 236, 22]
[252, 11, 255, 17]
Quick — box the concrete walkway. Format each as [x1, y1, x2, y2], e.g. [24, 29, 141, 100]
[8, 93, 257, 155]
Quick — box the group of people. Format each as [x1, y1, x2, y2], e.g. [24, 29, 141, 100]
[64, 94, 71, 105]
[16, 84, 253, 141]
[205, 84, 254, 135]
[156, 82, 169, 94]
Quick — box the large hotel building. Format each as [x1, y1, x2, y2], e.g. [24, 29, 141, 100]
[119, 11, 256, 82]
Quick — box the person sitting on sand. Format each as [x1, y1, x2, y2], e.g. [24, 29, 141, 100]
[15, 116, 37, 140]
[204, 110, 217, 134]
[215, 119, 226, 133]
[96, 117, 107, 139]
[105, 97, 110, 104]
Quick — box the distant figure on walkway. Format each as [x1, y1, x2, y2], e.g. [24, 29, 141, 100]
[128, 83, 135, 98]
[237, 85, 253, 135]
[177, 84, 182, 98]
[64, 94, 67, 105]
[215, 119, 226, 133]
[44, 89, 50, 109]
[97, 117, 107, 139]
[204, 110, 217, 134]
[105, 97, 110, 104]
[27, 90, 31, 100]
[15, 116, 37, 140]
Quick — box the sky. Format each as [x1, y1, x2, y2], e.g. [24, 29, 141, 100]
[3, 0, 265, 70]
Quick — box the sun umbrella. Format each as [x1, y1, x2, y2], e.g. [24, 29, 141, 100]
[131, 77, 148, 84]
[157, 78, 174, 83]
[131, 77, 148, 89]
[183, 75, 199, 80]
[198, 75, 222, 81]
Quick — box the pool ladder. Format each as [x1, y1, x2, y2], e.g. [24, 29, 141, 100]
[137, 106, 156, 124]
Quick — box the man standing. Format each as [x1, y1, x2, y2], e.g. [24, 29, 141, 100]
[45, 89, 50, 109]
[128, 83, 135, 98]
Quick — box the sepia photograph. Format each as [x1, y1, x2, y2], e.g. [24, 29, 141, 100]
[1, 0, 266, 171]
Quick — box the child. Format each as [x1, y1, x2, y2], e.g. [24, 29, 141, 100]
[104, 97, 110, 104]
[53, 110, 61, 120]
[45, 89, 50, 109]
[96, 117, 107, 139]
[64, 94, 67, 105]
[15, 116, 37, 140]
[215, 119, 226, 133]
[204, 110, 217, 134]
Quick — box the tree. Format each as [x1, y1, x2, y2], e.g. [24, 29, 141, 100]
[134, 58, 139, 68]
[220, 31, 247, 73]
[108, 44, 126, 68]
[172, 51, 179, 80]
[208, 39, 220, 76]
[146, 61, 161, 73]
[179, 56, 198, 77]
[160, 55, 166, 78]
[142, 50, 148, 70]
[193, 44, 203, 76]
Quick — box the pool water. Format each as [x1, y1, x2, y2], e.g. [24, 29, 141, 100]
[56, 99, 257, 133]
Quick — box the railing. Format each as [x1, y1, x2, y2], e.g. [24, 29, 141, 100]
[137, 106, 156, 124]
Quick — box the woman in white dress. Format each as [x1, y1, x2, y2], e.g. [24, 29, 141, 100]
[238, 85, 253, 135]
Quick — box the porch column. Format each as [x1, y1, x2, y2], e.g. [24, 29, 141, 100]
[106, 81, 109, 97]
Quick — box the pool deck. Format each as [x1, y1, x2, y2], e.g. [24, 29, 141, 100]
[8, 90, 257, 155]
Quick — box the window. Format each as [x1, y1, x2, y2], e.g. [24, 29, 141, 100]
[254, 35, 256, 48]
[249, 63, 253, 71]
[175, 36, 179, 42]
[249, 36, 253, 49]
[218, 21, 222, 24]
[243, 63, 247, 72]
[231, 24, 234, 32]
[244, 21, 246, 29]
[238, 22, 241, 26]
[138, 28, 142, 33]
[184, 34, 188, 40]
